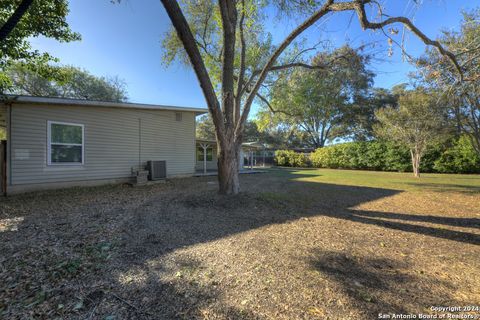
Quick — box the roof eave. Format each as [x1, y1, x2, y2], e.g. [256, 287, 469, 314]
[2, 95, 208, 115]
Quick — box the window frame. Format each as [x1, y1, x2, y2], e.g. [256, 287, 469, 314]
[47, 120, 85, 166]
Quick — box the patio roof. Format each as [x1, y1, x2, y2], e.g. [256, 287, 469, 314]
[196, 139, 264, 149]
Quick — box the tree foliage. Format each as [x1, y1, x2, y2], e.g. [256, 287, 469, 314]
[159, 0, 460, 194]
[347, 87, 397, 141]
[0, 0, 80, 92]
[261, 46, 374, 148]
[5, 62, 128, 102]
[415, 8, 480, 157]
[256, 114, 308, 149]
[196, 113, 276, 145]
[196, 114, 216, 140]
[0, 0, 34, 42]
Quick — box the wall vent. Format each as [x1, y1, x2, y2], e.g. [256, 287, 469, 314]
[175, 112, 182, 121]
[146, 160, 167, 180]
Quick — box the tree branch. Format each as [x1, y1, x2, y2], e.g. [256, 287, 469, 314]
[160, 0, 225, 138]
[242, 52, 350, 97]
[235, 0, 246, 124]
[236, 0, 463, 140]
[237, 0, 335, 138]
[255, 92, 298, 118]
[0, 0, 34, 42]
[194, 7, 219, 63]
[263, 62, 330, 74]
[219, 0, 237, 132]
[337, 0, 463, 78]
[289, 41, 324, 63]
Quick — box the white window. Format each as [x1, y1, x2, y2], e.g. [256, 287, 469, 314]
[47, 121, 84, 165]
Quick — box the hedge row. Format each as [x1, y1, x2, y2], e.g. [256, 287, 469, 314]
[274, 150, 310, 168]
[274, 136, 480, 174]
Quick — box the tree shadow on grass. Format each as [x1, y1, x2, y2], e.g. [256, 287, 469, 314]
[403, 182, 480, 194]
[110, 171, 479, 317]
[308, 250, 456, 319]
[315, 209, 480, 245]
[347, 210, 480, 228]
[1, 169, 479, 318]
[107, 256, 264, 320]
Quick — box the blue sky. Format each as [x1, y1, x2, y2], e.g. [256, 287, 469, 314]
[30, 0, 479, 112]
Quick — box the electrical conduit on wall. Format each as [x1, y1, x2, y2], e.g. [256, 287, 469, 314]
[138, 118, 142, 170]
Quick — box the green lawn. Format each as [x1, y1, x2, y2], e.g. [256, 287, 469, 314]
[270, 167, 480, 193]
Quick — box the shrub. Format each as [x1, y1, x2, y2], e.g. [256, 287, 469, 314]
[310, 143, 350, 169]
[346, 142, 368, 169]
[364, 141, 386, 170]
[434, 136, 480, 173]
[383, 142, 411, 172]
[274, 150, 310, 167]
[282, 137, 480, 173]
[274, 150, 291, 166]
[290, 152, 310, 167]
[310, 146, 334, 168]
[310, 148, 325, 168]
[420, 143, 445, 173]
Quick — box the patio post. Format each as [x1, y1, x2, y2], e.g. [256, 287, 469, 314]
[263, 145, 265, 167]
[200, 143, 209, 175]
[250, 150, 253, 170]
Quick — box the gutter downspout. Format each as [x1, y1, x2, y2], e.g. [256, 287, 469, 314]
[6, 103, 12, 195]
[138, 118, 142, 170]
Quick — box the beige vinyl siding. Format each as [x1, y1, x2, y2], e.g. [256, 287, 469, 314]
[10, 103, 196, 186]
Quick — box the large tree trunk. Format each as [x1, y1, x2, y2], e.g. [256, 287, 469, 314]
[217, 140, 241, 194]
[410, 149, 421, 178]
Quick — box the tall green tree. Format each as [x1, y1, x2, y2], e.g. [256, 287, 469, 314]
[158, 0, 460, 194]
[0, 0, 80, 91]
[261, 46, 373, 148]
[254, 111, 306, 149]
[374, 89, 447, 177]
[6, 63, 129, 102]
[196, 114, 216, 140]
[345, 87, 397, 141]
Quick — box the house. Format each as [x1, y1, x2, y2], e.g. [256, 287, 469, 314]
[0, 95, 207, 194]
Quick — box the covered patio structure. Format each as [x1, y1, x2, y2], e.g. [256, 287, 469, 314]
[195, 139, 266, 175]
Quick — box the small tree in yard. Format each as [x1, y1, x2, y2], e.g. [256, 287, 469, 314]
[374, 89, 446, 177]
[153, 0, 461, 194]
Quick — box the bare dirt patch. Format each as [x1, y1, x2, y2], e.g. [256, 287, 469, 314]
[1, 170, 479, 319]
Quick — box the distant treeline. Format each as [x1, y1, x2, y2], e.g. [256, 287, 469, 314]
[275, 136, 480, 174]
